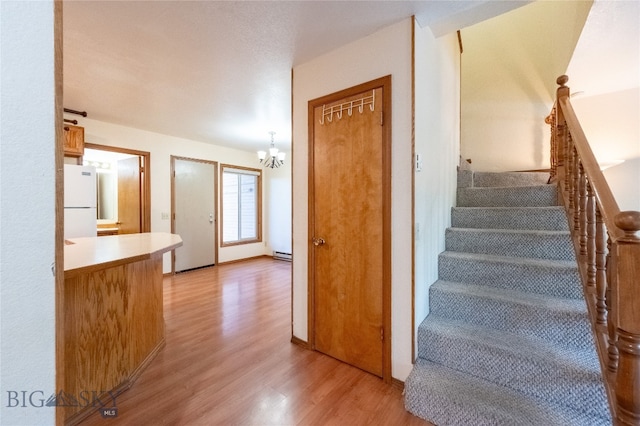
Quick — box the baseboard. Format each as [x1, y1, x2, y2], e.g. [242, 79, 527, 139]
[129, 338, 166, 387]
[392, 378, 404, 391]
[290, 335, 403, 392]
[290, 335, 309, 349]
[63, 339, 166, 426]
[513, 168, 551, 173]
[217, 255, 271, 266]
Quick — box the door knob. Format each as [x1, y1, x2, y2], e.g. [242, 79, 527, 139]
[312, 237, 326, 246]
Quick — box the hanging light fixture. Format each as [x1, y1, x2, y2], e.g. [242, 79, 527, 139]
[258, 131, 286, 168]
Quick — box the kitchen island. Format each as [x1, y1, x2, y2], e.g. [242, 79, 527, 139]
[59, 233, 182, 425]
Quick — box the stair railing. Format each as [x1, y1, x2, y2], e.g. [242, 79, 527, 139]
[547, 75, 640, 425]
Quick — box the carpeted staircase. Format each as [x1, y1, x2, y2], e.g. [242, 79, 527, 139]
[404, 171, 612, 425]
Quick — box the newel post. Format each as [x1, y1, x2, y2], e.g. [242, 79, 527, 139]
[554, 75, 570, 183]
[613, 211, 640, 425]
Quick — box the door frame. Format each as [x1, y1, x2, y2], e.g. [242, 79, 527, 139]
[84, 143, 151, 233]
[170, 155, 219, 273]
[307, 75, 392, 383]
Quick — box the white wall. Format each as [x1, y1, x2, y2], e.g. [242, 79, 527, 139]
[68, 117, 288, 270]
[564, 0, 640, 223]
[413, 26, 460, 348]
[603, 158, 640, 212]
[571, 88, 640, 212]
[292, 19, 414, 380]
[265, 161, 292, 255]
[0, 1, 57, 424]
[460, 1, 591, 172]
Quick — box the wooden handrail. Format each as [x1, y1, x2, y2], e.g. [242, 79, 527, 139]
[557, 95, 625, 242]
[548, 75, 640, 425]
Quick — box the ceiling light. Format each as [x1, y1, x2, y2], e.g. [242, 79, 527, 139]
[258, 131, 285, 168]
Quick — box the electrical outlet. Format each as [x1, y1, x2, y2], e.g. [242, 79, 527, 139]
[161, 212, 170, 220]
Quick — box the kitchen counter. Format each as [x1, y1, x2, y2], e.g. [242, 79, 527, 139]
[59, 232, 182, 425]
[64, 232, 182, 277]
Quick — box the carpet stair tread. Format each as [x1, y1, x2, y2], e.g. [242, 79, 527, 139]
[457, 184, 558, 207]
[404, 359, 611, 426]
[472, 171, 551, 187]
[419, 316, 599, 370]
[445, 227, 575, 260]
[438, 251, 582, 299]
[417, 316, 608, 417]
[451, 206, 569, 231]
[430, 280, 592, 350]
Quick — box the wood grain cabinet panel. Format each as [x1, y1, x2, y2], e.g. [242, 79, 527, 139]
[62, 255, 165, 425]
[63, 125, 84, 157]
[60, 233, 181, 425]
[128, 257, 164, 370]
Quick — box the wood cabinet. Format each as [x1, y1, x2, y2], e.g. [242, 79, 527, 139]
[61, 233, 182, 425]
[63, 125, 84, 157]
[97, 227, 119, 237]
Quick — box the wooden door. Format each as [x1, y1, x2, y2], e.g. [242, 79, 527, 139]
[118, 156, 142, 234]
[172, 157, 217, 272]
[309, 77, 391, 378]
[85, 143, 151, 234]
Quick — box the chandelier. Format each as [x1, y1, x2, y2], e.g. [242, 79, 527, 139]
[257, 131, 286, 168]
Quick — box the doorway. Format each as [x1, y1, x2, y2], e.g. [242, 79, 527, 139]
[171, 156, 218, 272]
[308, 76, 392, 381]
[83, 143, 151, 234]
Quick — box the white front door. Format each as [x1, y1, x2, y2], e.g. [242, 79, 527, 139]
[173, 157, 217, 272]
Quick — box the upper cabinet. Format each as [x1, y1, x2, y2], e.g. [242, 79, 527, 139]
[64, 125, 84, 157]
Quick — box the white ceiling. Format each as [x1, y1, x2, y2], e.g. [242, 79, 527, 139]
[63, 0, 528, 152]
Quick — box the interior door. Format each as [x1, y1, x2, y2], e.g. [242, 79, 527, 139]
[310, 77, 390, 378]
[173, 158, 216, 272]
[117, 156, 142, 234]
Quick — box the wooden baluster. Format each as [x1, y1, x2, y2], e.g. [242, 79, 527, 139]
[555, 75, 569, 180]
[566, 135, 572, 205]
[613, 211, 640, 424]
[552, 111, 557, 180]
[586, 181, 596, 291]
[566, 135, 575, 216]
[595, 207, 607, 326]
[572, 147, 580, 234]
[579, 163, 587, 256]
[557, 119, 567, 187]
[606, 235, 619, 374]
[545, 109, 557, 183]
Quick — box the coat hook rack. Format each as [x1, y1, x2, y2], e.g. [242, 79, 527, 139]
[319, 90, 375, 125]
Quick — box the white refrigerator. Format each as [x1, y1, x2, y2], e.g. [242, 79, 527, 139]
[64, 164, 97, 239]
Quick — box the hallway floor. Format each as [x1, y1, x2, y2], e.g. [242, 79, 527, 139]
[81, 257, 428, 425]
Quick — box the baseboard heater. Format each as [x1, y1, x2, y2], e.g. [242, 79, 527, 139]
[273, 251, 292, 262]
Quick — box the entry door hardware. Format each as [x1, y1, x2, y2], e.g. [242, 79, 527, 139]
[312, 237, 326, 246]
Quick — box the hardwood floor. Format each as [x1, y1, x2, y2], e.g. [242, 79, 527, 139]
[80, 257, 430, 425]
